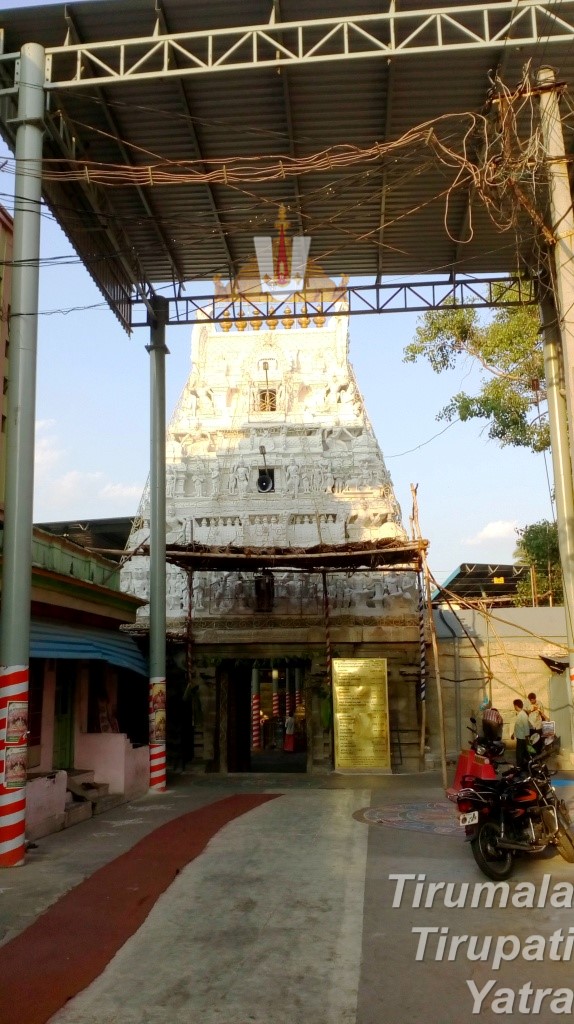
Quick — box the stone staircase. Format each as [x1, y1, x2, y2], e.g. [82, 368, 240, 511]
[64, 770, 126, 828]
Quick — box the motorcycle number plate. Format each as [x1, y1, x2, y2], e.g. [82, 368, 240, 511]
[459, 811, 479, 826]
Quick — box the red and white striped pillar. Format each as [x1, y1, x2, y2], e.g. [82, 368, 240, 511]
[295, 665, 302, 708]
[0, 666, 29, 867]
[322, 572, 333, 688]
[272, 668, 280, 720]
[147, 297, 168, 793]
[285, 664, 293, 717]
[149, 677, 167, 791]
[0, 44, 45, 866]
[417, 572, 427, 704]
[251, 665, 261, 750]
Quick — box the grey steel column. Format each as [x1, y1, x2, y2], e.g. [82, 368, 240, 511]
[539, 292, 574, 757]
[538, 67, 574, 488]
[0, 43, 45, 867]
[147, 296, 169, 790]
[537, 66, 574, 760]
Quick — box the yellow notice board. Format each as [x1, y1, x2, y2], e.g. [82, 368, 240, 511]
[332, 658, 391, 772]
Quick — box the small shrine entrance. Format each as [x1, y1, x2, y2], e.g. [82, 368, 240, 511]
[163, 537, 435, 778]
[222, 658, 308, 774]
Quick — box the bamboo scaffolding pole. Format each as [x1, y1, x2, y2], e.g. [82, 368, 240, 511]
[411, 485, 448, 789]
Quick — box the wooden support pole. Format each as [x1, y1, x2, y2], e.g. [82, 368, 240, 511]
[411, 484, 448, 789]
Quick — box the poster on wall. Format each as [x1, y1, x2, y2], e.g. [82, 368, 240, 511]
[332, 658, 391, 772]
[4, 746, 28, 788]
[6, 701, 28, 744]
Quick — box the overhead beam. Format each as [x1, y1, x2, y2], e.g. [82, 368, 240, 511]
[0, 2, 572, 89]
[129, 274, 537, 326]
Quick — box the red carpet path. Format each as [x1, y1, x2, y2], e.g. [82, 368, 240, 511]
[0, 793, 279, 1024]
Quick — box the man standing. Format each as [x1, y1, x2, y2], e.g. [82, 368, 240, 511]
[511, 699, 531, 768]
[527, 692, 548, 731]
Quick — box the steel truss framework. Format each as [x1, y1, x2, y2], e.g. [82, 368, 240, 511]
[132, 275, 537, 326]
[2, 1, 574, 85]
[0, 1, 568, 328]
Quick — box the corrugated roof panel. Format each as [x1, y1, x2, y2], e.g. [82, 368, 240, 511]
[0, 0, 572, 319]
[30, 621, 148, 676]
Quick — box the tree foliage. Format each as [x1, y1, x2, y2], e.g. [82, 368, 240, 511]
[513, 519, 563, 606]
[404, 296, 549, 452]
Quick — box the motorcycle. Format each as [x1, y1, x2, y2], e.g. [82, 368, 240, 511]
[456, 738, 574, 879]
[447, 716, 506, 800]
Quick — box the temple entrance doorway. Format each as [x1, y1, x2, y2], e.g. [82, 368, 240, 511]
[225, 659, 307, 774]
[226, 662, 252, 772]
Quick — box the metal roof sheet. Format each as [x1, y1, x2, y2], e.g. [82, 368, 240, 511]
[30, 619, 148, 674]
[434, 562, 530, 600]
[0, 1, 572, 326]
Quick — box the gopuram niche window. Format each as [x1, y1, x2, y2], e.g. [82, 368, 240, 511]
[257, 388, 277, 412]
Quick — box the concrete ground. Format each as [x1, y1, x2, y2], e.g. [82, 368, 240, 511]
[1, 770, 574, 1024]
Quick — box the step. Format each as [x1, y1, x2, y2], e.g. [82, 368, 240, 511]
[64, 801, 93, 829]
[66, 778, 110, 804]
[92, 792, 127, 816]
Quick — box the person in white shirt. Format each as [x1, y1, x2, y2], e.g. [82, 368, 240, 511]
[511, 699, 531, 768]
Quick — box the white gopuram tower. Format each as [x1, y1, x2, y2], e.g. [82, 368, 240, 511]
[122, 214, 424, 772]
[123, 306, 413, 622]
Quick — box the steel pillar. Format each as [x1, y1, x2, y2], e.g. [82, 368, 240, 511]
[538, 67, 574, 758]
[538, 68, 574, 489]
[0, 43, 45, 868]
[539, 292, 574, 759]
[147, 296, 169, 791]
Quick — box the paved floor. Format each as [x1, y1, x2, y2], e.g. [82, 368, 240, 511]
[1, 770, 574, 1024]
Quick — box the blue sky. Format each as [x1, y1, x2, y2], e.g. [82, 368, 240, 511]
[0, 0, 556, 583]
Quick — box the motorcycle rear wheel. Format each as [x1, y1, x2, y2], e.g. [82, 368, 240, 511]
[471, 820, 513, 880]
[555, 812, 574, 863]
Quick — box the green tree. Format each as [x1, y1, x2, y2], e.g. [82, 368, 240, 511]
[404, 298, 548, 452]
[513, 519, 563, 606]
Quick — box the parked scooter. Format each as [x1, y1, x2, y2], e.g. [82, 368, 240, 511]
[447, 716, 505, 800]
[456, 739, 574, 879]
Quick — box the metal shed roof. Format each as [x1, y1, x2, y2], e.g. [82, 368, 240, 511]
[36, 517, 135, 561]
[1, 0, 572, 328]
[433, 561, 529, 601]
[30, 619, 148, 674]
